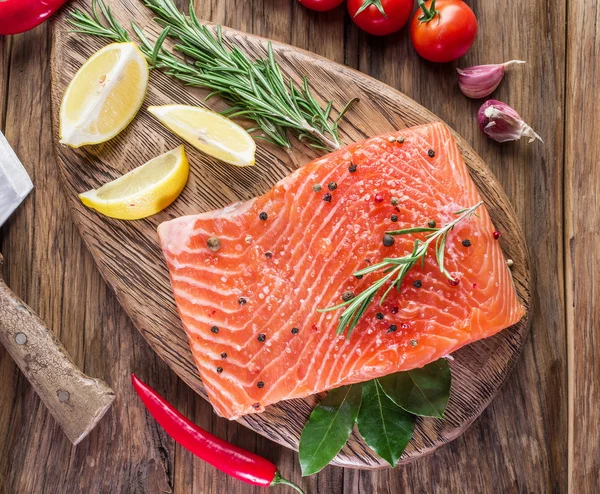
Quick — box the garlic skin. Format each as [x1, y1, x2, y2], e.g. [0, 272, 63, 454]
[478, 100, 542, 143]
[457, 60, 525, 99]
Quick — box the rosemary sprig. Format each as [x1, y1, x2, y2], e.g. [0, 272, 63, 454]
[68, 0, 357, 151]
[320, 201, 484, 337]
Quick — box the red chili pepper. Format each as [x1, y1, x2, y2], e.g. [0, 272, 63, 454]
[0, 0, 68, 35]
[131, 374, 304, 493]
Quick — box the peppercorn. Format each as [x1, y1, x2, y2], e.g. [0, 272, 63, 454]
[391, 214, 398, 222]
[396, 137, 405, 143]
[257, 333, 266, 342]
[449, 278, 460, 287]
[265, 252, 273, 258]
[375, 194, 384, 203]
[354, 274, 363, 280]
[507, 259, 514, 267]
[382, 234, 395, 247]
[259, 211, 268, 221]
[312, 184, 322, 192]
[427, 220, 437, 228]
[391, 306, 398, 314]
[252, 402, 261, 409]
[257, 381, 265, 389]
[387, 136, 396, 143]
[217, 367, 223, 373]
[376, 312, 384, 320]
[323, 193, 332, 202]
[391, 197, 399, 206]
[462, 239, 472, 247]
[348, 163, 357, 173]
[328, 182, 337, 191]
[410, 339, 418, 347]
[427, 149, 435, 158]
[342, 290, 354, 302]
[493, 230, 502, 240]
[413, 280, 422, 288]
[291, 327, 299, 335]
[210, 326, 219, 334]
[207, 237, 221, 252]
[238, 298, 247, 305]
[221, 352, 227, 359]
[387, 324, 398, 333]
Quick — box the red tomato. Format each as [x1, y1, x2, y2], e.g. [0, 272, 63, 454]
[410, 0, 477, 63]
[299, 0, 344, 12]
[348, 0, 414, 36]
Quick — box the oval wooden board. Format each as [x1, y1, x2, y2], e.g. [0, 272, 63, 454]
[49, 1, 531, 469]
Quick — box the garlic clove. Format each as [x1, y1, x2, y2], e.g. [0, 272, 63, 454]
[477, 100, 542, 143]
[457, 60, 525, 99]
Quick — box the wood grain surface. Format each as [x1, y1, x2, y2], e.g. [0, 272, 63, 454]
[48, 0, 531, 470]
[0, 0, 582, 491]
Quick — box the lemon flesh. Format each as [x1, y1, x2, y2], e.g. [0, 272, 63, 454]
[60, 42, 149, 147]
[79, 146, 189, 220]
[148, 105, 256, 166]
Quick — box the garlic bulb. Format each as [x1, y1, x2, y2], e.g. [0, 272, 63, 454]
[478, 100, 542, 143]
[457, 61, 525, 99]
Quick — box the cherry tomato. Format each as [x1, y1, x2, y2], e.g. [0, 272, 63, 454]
[348, 0, 414, 36]
[410, 0, 477, 63]
[299, 0, 344, 12]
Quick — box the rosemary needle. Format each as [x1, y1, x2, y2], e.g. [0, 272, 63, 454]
[68, 0, 358, 151]
[320, 201, 484, 337]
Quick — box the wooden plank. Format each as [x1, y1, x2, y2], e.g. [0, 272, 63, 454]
[565, 0, 600, 489]
[0, 0, 569, 492]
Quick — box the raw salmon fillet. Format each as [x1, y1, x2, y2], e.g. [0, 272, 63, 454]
[158, 122, 525, 420]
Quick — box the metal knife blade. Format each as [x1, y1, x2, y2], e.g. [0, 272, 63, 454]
[0, 131, 33, 228]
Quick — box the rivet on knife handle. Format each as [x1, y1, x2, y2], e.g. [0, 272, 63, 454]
[0, 260, 115, 445]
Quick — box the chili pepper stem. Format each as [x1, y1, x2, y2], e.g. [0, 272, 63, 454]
[271, 471, 306, 494]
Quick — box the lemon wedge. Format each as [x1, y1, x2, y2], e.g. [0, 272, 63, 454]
[147, 105, 256, 166]
[60, 42, 149, 147]
[79, 146, 189, 220]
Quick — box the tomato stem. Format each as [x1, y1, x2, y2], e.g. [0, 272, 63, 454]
[417, 0, 439, 23]
[354, 0, 388, 19]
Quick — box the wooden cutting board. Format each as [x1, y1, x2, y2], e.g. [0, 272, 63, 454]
[49, 0, 531, 469]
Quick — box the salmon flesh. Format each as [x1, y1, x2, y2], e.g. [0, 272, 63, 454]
[158, 122, 525, 419]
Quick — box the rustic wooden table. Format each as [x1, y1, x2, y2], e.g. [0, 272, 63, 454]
[0, 0, 594, 492]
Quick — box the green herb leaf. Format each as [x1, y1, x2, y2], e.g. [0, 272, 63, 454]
[378, 358, 451, 418]
[356, 380, 414, 467]
[299, 384, 361, 476]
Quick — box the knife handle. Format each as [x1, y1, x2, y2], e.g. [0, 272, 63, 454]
[0, 270, 115, 445]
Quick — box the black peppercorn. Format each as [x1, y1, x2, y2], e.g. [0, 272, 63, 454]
[259, 211, 268, 221]
[427, 149, 435, 158]
[382, 234, 395, 247]
[221, 352, 227, 359]
[387, 324, 398, 333]
[207, 236, 221, 252]
[342, 290, 354, 302]
[427, 220, 437, 228]
[462, 239, 472, 247]
[210, 326, 219, 334]
[348, 163, 357, 173]
[216, 366, 223, 373]
[265, 251, 273, 258]
[323, 193, 332, 202]
[238, 298, 247, 305]
[354, 274, 363, 280]
[391, 214, 398, 222]
[257, 381, 265, 389]
[291, 327, 299, 334]
[328, 182, 338, 191]
[257, 333, 266, 342]
[413, 280, 422, 288]
[376, 312, 384, 320]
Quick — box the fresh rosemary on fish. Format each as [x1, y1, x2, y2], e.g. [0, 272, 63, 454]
[320, 201, 484, 337]
[68, 0, 357, 151]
